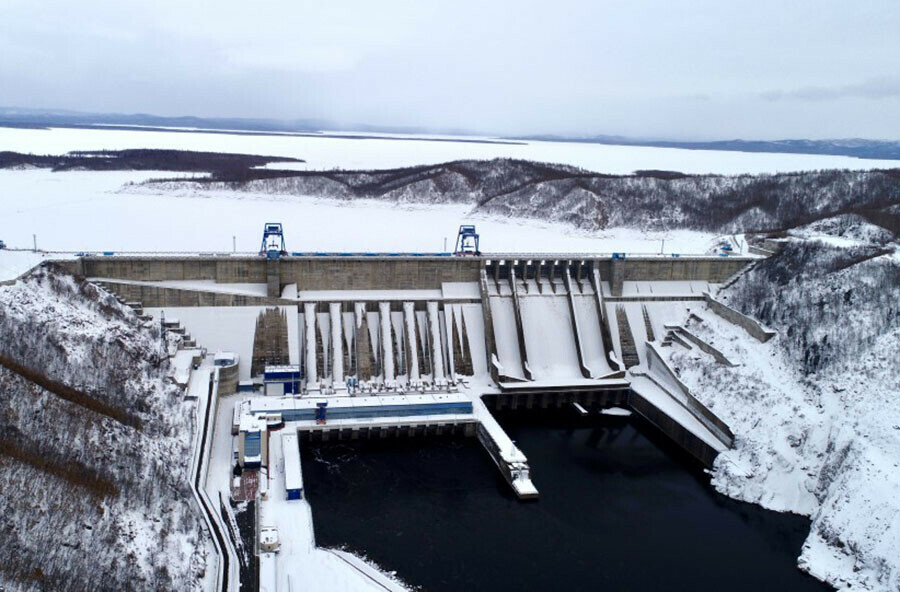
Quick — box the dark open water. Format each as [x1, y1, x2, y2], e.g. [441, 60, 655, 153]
[301, 410, 831, 592]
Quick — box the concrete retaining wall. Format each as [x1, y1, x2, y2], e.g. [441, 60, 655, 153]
[80, 255, 751, 291]
[71, 254, 753, 310]
[605, 295, 706, 302]
[644, 343, 735, 447]
[95, 282, 285, 307]
[479, 269, 500, 382]
[703, 293, 776, 342]
[748, 245, 776, 256]
[82, 257, 266, 283]
[282, 258, 481, 290]
[674, 327, 737, 366]
[300, 422, 475, 442]
[507, 267, 534, 380]
[485, 388, 630, 411]
[218, 363, 239, 396]
[78, 256, 482, 291]
[628, 389, 721, 468]
[625, 256, 748, 279]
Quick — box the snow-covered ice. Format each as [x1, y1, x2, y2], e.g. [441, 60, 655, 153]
[3, 125, 899, 174]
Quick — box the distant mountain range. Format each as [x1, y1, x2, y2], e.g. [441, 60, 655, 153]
[2, 106, 900, 160]
[0, 106, 479, 139]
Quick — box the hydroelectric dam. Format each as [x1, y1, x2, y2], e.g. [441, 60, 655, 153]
[56, 246, 759, 500]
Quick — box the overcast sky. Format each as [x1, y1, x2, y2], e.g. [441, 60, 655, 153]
[2, 0, 899, 140]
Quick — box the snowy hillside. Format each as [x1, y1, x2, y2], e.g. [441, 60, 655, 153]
[662, 240, 900, 590]
[0, 266, 208, 591]
[149, 159, 900, 235]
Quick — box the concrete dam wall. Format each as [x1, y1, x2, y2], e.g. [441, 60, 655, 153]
[65, 253, 749, 303]
[78, 252, 752, 469]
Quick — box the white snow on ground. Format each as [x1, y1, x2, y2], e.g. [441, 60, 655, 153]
[2, 125, 899, 174]
[789, 215, 895, 247]
[0, 249, 49, 282]
[171, 348, 201, 385]
[0, 168, 716, 263]
[661, 306, 900, 590]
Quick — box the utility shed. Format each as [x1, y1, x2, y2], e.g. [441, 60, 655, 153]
[259, 526, 280, 552]
[263, 364, 302, 396]
[282, 430, 303, 500]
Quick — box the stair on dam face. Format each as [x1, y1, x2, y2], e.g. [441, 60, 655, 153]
[615, 305, 641, 369]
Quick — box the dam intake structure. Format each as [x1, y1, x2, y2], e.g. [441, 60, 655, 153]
[60, 250, 754, 497]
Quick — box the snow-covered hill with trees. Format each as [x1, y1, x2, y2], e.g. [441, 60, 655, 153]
[663, 238, 900, 590]
[147, 158, 900, 235]
[0, 266, 208, 591]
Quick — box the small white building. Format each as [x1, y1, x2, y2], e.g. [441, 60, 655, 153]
[263, 364, 302, 396]
[259, 526, 280, 552]
[282, 430, 303, 500]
